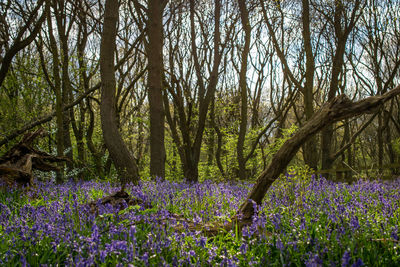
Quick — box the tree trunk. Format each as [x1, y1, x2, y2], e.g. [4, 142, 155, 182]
[237, 85, 400, 221]
[301, 0, 318, 170]
[182, 0, 222, 182]
[320, 0, 361, 175]
[86, 100, 104, 179]
[210, 98, 225, 177]
[70, 102, 86, 180]
[147, 0, 166, 179]
[236, 0, 251, 180]
[344, 120, 352, 180]
[207, 99, 216, 166]
[61, 62, 73, 171]
[321, 124, 335, 173]
[52, 0, 74, 171]
[384, 111, 397, 175]
[377, 112, 384, 172]
[183, 158, 199, 183]
[47, 6, 64, 183]
[100, 0, 139, 185]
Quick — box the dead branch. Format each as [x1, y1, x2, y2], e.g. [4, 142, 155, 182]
[0, 129, 68, 187]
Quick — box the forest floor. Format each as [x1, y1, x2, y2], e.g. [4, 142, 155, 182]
[0, 172, 399, 266]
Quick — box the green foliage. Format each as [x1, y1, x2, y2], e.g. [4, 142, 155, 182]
[0, 53, 53, 153]
[392, 138, 400, 156]
[198, 124, 300, 182]
[164, 134, 184, 181]
[265, 125, 298, 160]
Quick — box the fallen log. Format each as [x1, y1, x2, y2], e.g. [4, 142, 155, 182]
[0, 128, 68, 187]
[88, 189, 147, 215]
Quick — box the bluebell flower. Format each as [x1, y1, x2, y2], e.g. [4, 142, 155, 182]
[352, 258, 364, 267]
[305, 253, 323, 267]
[391, 227, 399, 241]
[341, 250, 351, 267]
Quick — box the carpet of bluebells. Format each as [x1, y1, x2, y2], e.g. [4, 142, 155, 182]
[0, 171, 399, 266]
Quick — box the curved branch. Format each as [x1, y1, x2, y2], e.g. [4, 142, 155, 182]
[237, 84, 400, 221]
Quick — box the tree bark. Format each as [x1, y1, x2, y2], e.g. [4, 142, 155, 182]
[236, 0, 251, 180]
[46, 5, 64, 183]
[301, 0, 318, 170]
[207, 98, 216, 166]
[86, 99, 105, 179]
[147, 0, 166, 179]
[237, 85, 400, 221]
[100, 0, 139, 185]
[55, 0, 73, 169]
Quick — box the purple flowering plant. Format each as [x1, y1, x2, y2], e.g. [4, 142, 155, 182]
[0, 172, 399, 266]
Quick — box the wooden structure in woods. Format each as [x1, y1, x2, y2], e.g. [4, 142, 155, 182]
[0, 129, 67, 187]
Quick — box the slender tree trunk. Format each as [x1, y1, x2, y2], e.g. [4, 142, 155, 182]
[377, 112, 384, 172]
[184, 0, 222, 182]
[237, 0, 251, 180]
[136, 114, 145, 173]
[70, 102, 86, 180]
[54, 0, 74, 170]
[74, 13, 90, 180]
[344, 120, 352, 180]
[320, 0, 361, 174]
[214, 125, 225, 177]
[47, 5, 64, 183]
[210, 98, 225, 177]
[301, 0, 318, 170]
[62, 80, 73, 171]
[86, 100, 104, 179]
[207, 99, 216, 166]
[100, 0, 139, 185]
[147, 0, 166, 179]
[384, 110, 397, 175]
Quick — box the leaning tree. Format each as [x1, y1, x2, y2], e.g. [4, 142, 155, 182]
[236, 85, 400, 221]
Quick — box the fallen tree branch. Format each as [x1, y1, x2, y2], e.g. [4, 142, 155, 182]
[0, 129, 68, 187]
